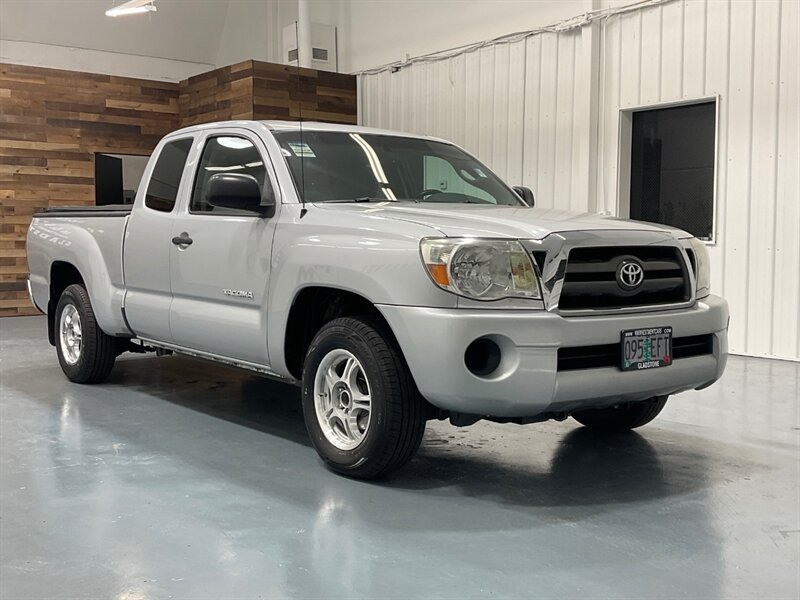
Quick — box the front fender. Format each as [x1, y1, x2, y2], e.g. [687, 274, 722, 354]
[265, 210, 455, 376]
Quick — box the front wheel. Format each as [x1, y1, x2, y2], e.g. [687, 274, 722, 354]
[572, 396, 669, 432]
[55, 284, 117, 383]
[301, 316, 427, 479]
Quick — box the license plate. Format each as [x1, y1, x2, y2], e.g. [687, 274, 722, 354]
[621, 326, 673, 371]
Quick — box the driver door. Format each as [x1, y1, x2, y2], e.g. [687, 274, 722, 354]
[168, 129, 280, 366]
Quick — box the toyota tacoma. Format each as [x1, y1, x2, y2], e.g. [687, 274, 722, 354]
[26, 121, 729, 478]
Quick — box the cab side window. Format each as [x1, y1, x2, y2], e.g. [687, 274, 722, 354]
[144, 138, 192, 212]
[191, 136, 272, 214]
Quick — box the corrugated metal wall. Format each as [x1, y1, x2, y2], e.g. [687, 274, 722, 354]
[358, 0, 800, 360]
[360, 27, 596, 211]
[598, 0, 800, 361]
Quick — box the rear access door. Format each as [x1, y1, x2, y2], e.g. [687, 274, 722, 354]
[123, 135, 194, 343]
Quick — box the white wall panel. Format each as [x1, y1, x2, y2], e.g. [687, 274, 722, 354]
[773, 0, 800, 360]
[703, 0, 731, 299]
[597, 0, 799, 360]
[359, 0, 800, 360]
[722, 0, 756, 353]
[335, 0, 593, 73]
[748, 0, 781, 356]
[359, 35, 544, 190]
[530, 34, 561, 207]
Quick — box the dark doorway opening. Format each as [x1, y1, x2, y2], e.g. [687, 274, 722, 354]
[94, 153, 150, 205]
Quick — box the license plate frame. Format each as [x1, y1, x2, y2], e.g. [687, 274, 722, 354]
[620, 326, 673, 371]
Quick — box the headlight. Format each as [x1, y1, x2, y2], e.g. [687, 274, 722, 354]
[687, 237, 711, 298]
[420, 238, 541, 300]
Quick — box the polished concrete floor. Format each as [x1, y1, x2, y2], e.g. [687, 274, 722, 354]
[1, 316, 798, 599]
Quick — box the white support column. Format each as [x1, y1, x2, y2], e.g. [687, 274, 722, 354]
[297, 0, 312, 69]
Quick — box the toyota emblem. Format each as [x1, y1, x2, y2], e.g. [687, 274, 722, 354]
[616, 260, 644, 290]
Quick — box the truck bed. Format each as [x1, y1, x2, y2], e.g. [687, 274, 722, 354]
[34, 205, 132, 218]
[27, 207, 132, 336]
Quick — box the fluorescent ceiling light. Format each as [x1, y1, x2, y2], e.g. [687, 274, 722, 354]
[204, 165, 246, 172]
[106, 0, 157, 17]
[217, 137, 253, 150]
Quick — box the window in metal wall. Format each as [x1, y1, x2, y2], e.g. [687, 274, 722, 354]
[629, 101, 716, 240]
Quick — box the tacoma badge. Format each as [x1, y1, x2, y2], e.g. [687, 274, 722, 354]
[223, 289, 254, 299]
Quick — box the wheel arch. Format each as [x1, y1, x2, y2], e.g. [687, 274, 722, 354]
[47, 261, 85, 346]
[282, 286, 402, 381]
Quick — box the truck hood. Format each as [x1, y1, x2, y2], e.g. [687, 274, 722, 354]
[313, 202, 690, 240]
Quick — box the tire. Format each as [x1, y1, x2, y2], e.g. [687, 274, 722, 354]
[301, 316, 427, 479]
[572, 396, 669, 432]
[55, 283, 117, 384]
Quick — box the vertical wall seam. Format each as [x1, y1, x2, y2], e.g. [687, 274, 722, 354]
[569, 35, 577, 206]
[537, 38, 543, 191]
[588, 21, 602, 213]
[595, 21, 606, 212]
[490, 46, 497, 171]
[477, 52, 482, 156]
[742, 0, 757, 351]
[660, 4, 665, 98]
[462, 54, 468, 146]
[701, 0, 707, 94]
[637, 11, 643, 104]
[720, 0, 732, 297]
[520, 41, 528, 187]
[768, 0, 783, 356]
[552, 38, 560, 202]
[615, 16, 623, 212]
[679, 0, 685, 97]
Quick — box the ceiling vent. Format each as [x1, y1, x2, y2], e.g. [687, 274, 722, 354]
[283, 22, 338, 72]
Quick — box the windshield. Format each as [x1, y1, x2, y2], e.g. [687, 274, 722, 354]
[273, 131, 524, 206]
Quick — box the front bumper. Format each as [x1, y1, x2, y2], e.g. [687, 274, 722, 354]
[378, 295, 729, 418]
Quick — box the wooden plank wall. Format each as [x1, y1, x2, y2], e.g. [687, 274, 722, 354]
[0, 63, 179, 316]
[0, 60, 357, 316]
[252, 61, 357, 124]
[178, 60, 358, 127]
[178, 60, 254, 127]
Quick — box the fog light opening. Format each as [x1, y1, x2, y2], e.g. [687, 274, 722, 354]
[464, 337, 502, 377]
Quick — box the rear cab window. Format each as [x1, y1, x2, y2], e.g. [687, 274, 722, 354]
[144, 138, 193, 212]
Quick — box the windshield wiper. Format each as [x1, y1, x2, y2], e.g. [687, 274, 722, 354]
[323, 197, 418, 203]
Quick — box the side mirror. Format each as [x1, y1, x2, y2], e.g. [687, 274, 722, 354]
[513, 186, 535, 207]
[206, 173, 274, 216]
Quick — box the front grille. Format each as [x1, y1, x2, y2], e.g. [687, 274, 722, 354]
[557, 334, 714, 371]
[685, 248, 697, 278]
[558, 246, 691, 310]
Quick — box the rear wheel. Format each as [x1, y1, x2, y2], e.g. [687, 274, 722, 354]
[55, 284, 117, 383]
[301, 316, 427, 479]
[572, 396, 669, 432]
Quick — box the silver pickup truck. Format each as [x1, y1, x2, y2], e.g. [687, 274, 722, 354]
[26, 120, 729, 478]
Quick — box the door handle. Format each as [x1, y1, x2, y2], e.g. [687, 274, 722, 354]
[171, 233, 193, 247]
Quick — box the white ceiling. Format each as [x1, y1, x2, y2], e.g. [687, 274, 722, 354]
[0, 0, 232, 65]
[0, 0, 616, 74]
